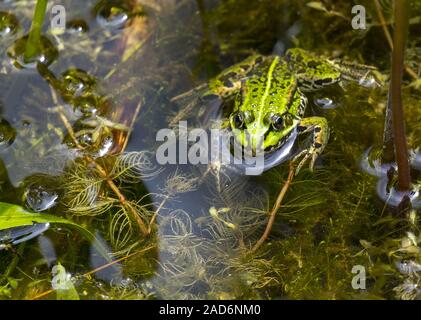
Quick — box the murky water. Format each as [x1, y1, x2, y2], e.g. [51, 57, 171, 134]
[0, 0, 421, 300]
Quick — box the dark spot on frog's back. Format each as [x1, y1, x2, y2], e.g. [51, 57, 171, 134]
[294, 54, 303, 63]
[219, 72, 235, 82]
[220, 72, 237, 83]
[202, 93, 220, 102]
[315, 78, 333, 86]
[307, 60, 318, 69]
[255, 56, 264, 64]
[297, 125, 306, 132]
[249, 80, 259, 87]
[222, 80, 234, 88]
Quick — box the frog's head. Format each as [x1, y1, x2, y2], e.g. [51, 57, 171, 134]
[229, 84, 303, 155]
[229, 109, 297, 155]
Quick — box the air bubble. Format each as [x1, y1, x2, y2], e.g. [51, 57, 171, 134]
[359, 146, 396, 177]
[410, 149, 421, 171]
[0, 11, 19, 37]
[22, 175, 60, 212]
[376, 178, 421, 208]
[94, 0, 131, 29]
[66, 19, 89, 34]
[77, 132, 94, 147]
[314, 97, 336, 109]
[7, 35, 58, 69]
[95, 134, 114, 157]
[61, 68, 96, 99]
[24, 184, 59, 212]
[73, 95, 102, 117]
[0, 118, 16, 150]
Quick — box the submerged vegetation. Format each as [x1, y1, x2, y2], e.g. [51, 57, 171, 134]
[0, 0, 421, 300]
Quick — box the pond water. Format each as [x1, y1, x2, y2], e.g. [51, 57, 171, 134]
[0, 0, 421, 300]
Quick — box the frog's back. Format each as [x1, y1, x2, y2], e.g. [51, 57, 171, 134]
[240, 56, 298, 117]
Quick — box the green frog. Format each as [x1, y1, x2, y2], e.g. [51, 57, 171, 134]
[198, 48, 380, 173]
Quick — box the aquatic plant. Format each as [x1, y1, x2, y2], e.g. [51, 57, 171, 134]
[24, 0, 48, 62]
[389, 0, 411, 191]
[61, 149, 161, 250]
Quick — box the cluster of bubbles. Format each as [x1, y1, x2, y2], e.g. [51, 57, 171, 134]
[2, 0, 136, 69]
[1, 0, 140, 247]
[0, 117, 16, 151]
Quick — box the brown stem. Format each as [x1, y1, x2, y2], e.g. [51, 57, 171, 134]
[251, 163, 295, 253]
[381, 83, 395, 163]
[57, 107, 149, 236]
[390, 0, 411, 191]
[374, 0, 418, 81]
[30, 245, 155, 300]
[147, 195, 169, 234]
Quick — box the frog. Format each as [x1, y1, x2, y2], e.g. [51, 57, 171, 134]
[196, 48, 380, 174]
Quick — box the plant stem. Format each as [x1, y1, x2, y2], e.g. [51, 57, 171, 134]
[0, 243, 25, 285]
[390, 0, 411, 191]
[252, 163, 295, 253]
[24, 0, 48, 62]
[381, 84, 395, 163]
[56, 107, 149, 236]
[374, 0, 418, 80]
[30, 245, 156, 300]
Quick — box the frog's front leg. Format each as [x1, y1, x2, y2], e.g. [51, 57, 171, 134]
[206, 54, 269, 99]
[293, 116, 329, 174]
[172, 55, 267, 103]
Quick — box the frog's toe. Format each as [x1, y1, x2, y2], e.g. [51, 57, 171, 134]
[358, 70, 382, 88]
[293, 149, 309, 175]
[293, 148, 319, 175]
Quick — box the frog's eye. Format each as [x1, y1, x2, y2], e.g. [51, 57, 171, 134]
[231, 112, 245, 129]
[243, 111, 254, 123]
[271, 114, 284, 131]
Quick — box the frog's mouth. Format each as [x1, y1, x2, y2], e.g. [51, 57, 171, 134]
[230, 127, 295, 158]
[226, 127, 298, 174]
[263, 129, 295, 154]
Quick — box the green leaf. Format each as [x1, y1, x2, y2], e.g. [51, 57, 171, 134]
[52, 264, 80, 300]
[0, 201, 93, 241]
[306, 1, 328, 12]
[0, 202, 109, 259]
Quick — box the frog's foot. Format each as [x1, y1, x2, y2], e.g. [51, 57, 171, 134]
[328, 59, 382, 88]
[285, 48, 382, 91]
[171, 83, 208, 102]
[293, 116, 329, 175]
[293, 146, 319, 175]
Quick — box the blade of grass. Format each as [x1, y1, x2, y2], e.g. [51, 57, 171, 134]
[24, 0, 48, 62]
